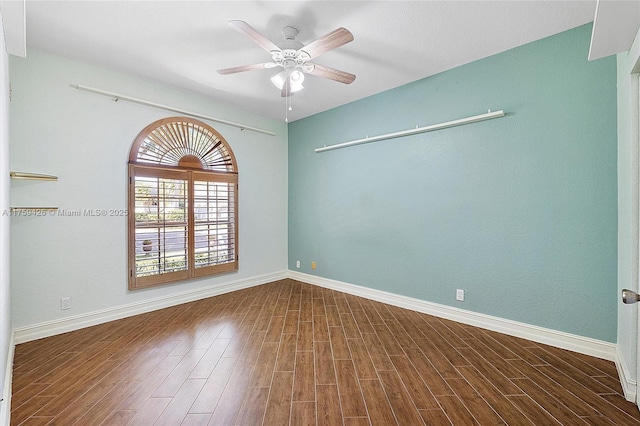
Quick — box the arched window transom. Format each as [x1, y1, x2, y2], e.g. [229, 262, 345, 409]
[129, 117, 237, 172]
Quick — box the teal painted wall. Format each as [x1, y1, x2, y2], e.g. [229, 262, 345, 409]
[288, 24, 618, 342]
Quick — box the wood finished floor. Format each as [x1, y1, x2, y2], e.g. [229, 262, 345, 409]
[10, 279, 640, 425]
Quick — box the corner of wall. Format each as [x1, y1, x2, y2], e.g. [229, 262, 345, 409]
[0, 332, 14, 425]
[617, 345, 638, 402]
[0, 10, 12, 423]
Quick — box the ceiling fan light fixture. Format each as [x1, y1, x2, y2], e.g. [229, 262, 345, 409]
[271, 70, 305, 92]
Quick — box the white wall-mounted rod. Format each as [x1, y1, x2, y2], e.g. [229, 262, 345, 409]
[70, 84, 276, 137]
[315, 109, 505, 153]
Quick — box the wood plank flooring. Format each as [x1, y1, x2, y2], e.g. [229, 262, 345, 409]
[10, 279, 640, 425]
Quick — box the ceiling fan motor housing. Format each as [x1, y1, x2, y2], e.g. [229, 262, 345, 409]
[271, 49, 310, 68]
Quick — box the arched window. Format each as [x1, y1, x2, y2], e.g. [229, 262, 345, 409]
[128, 117, 238, 290]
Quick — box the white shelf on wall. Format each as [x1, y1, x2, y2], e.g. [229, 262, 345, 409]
[9, 207, 58, 212]
[10, 171, 59, 212]
[10, 171, 58, 181]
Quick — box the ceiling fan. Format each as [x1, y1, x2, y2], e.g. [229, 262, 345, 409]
[217, 20, 356, 97]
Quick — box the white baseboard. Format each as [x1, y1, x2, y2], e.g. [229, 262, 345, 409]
[287, 271, 617, 362]
[1, 331, 14, 426]
[6, 269, 632, 413]
[10, 268, 620, 363]
[13, 270, 288, 344]
[616, 349, 638, 402]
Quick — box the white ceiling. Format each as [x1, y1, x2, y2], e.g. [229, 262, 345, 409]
[6, 1, 605, 122]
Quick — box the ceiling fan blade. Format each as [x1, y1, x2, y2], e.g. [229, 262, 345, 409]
[228, 20, 280, 53]
[300, 27, 354, 59]
[217, 62, 277, 75]
[306, 63, 356, 84]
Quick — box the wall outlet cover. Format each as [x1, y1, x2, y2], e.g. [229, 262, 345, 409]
[60, 297, 71, 310]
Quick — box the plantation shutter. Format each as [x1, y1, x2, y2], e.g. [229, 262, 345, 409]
[193, 171, 238, 277]
[130, 166, 190, 287]
[128, 117, 238, 290]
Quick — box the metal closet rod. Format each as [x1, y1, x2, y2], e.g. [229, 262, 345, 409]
[69, 84, 276, 137]
[315, 109, 506, 153]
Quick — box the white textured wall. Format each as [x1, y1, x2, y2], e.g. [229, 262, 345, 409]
[0, 10, 12, 422]
[9, 49, 288, 329]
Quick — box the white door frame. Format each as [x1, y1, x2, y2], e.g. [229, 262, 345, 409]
[635, 69, 640, 407]
[635, 70, 640, 407]
[631, 35, 640, 407]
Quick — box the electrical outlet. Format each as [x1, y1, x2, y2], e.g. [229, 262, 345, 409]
[456, 289, 464, 302]
[311, 261, 316, 270]
[296, 260, 300, 269]
[60, 297, 71, 310]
